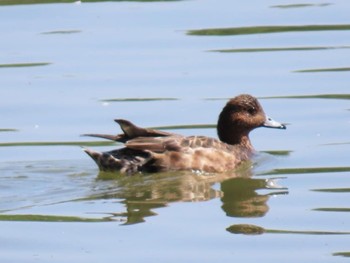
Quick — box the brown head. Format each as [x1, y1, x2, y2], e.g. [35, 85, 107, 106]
[217, 94, 286, 146]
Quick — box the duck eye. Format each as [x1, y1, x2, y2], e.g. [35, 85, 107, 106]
[247, 107, 256, 115]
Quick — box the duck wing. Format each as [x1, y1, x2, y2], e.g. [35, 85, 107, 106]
[125, 135, 230, 153]
[116, 119, 173, 139]
[81, 133, 124, 141]
[125, 136, 182, 153]
[83, 119, 175, 143]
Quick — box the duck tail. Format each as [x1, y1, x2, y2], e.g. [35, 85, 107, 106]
[83, 147, 100, 161]
[83, 148, 141, 175]
[83, 148, 102, 169]
[83, 148, 121, 172]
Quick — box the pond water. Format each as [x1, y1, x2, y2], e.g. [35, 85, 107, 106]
[1, 0, 350, 262]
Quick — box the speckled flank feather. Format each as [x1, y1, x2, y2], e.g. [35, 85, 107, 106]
[83, 148, 152, 174]
[83, 94, 286, 174]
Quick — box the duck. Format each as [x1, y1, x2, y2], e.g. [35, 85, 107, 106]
[83, 94, 286, 174]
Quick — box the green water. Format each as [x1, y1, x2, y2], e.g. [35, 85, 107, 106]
[1, 0, 350, 262]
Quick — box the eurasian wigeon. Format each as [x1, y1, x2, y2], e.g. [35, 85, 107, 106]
[84, 94, 286, 174]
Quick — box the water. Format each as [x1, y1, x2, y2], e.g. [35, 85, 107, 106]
[1, 0, 350, 262]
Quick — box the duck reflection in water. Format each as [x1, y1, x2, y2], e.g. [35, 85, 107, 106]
[92, 164, 287, 225]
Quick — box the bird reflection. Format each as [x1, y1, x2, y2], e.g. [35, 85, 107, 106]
[89, 164, 287, 225]
[221, 177, 270, 218]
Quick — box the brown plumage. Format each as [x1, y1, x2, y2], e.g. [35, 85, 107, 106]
[83, 119, 174, 142]
[83, 94, 286, 174]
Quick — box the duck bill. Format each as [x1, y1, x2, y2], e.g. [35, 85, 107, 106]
[263, 116, 286, 129]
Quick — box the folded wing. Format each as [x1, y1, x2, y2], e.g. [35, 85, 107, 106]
[83, 119, 175, 142]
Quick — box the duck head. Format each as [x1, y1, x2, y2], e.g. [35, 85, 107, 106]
[217, 94, 286, 146]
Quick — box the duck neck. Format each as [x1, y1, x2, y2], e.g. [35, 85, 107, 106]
[238, 135, 254, 152]
[223, 131, 253, 148]
[217, 109, 255, 151]
[218, 124, 254, 151]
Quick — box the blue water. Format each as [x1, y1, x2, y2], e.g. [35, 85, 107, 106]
[1, 0, 350, 262]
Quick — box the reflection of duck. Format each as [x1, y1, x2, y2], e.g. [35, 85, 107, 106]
[221, 177, 272, 218]
[84, 94, 286, 174]
[91, 167, 287, 224]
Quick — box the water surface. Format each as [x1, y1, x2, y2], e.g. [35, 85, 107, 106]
[1, 0, 350, 262]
